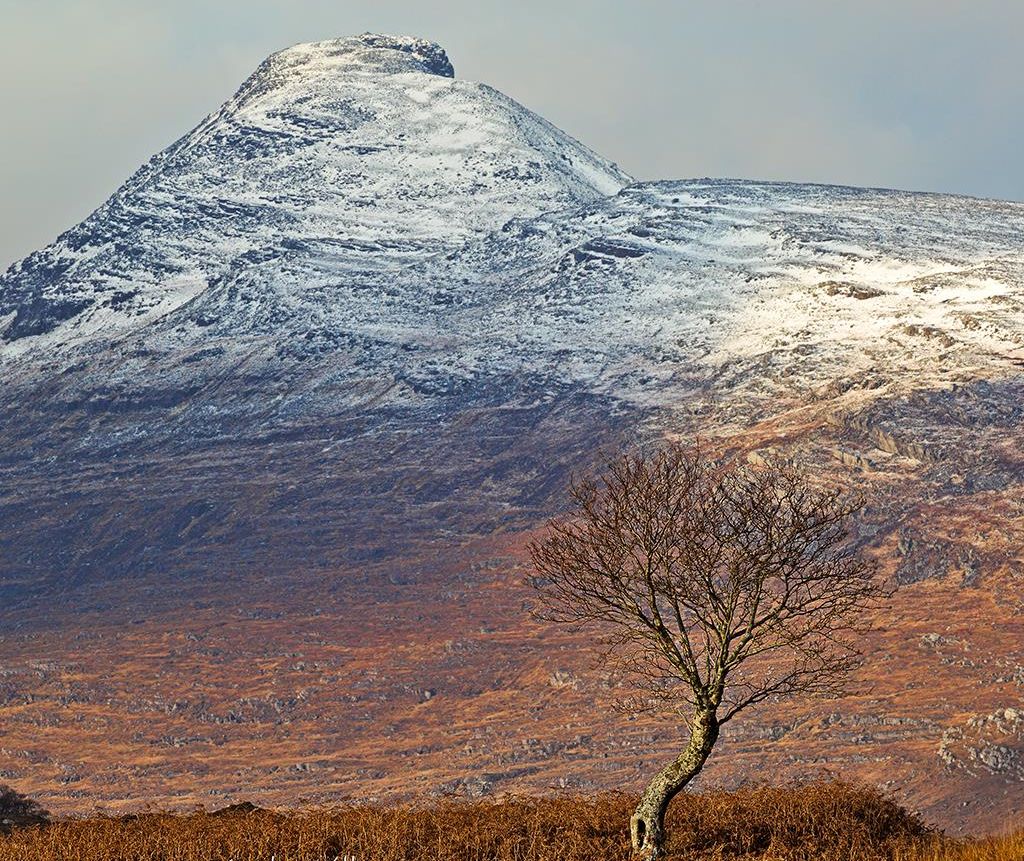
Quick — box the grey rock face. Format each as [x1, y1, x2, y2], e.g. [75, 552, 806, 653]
[940, 709, 1024, 781]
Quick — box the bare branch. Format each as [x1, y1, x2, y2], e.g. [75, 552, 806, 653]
[528, 441, 887, 723]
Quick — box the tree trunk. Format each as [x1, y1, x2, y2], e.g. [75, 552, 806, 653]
[630, 708, 719, 860]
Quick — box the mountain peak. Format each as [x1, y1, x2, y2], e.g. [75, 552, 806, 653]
[0, 30, 628, 349]
[268, 33, 455, 79]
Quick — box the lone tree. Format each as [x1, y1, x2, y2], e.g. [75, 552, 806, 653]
[529, 442, 885, 860]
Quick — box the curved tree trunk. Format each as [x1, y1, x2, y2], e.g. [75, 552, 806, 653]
[630, 708, 719, 860]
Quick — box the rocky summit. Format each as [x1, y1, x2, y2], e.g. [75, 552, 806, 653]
[1, 34, 1023, 830]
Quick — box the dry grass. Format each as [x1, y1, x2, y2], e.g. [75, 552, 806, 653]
[0, 781, 1020, 861]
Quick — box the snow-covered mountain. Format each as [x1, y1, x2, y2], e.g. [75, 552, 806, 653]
[0, 34, 626, 354]
[2, 34, 1024, 827]
[3, 33, 1023, 414]
[3, 36, 1022, 416]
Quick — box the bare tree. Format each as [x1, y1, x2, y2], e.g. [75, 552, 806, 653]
[529, 442, 886, 860]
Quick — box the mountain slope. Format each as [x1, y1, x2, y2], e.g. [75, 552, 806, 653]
[1, 34, 1024, 831]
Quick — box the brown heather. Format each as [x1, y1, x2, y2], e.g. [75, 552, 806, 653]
[1, 781, 1021, 861]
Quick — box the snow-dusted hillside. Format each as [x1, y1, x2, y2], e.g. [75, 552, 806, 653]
[444, 180, 1024, 407]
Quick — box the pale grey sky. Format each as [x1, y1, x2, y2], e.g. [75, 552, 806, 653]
[2, 0, 1023, 270]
